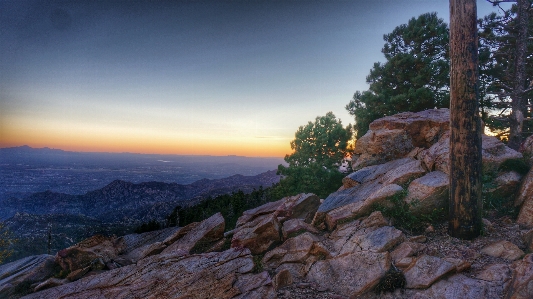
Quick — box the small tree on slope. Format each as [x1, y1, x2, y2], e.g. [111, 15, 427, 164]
[274, 112, 353, 199]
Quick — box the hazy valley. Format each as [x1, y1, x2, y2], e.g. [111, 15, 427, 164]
[0, 146, 282, 263]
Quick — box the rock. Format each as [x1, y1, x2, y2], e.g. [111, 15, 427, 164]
[120, 226, 180, 252]
[396, 257, 415, 269]
[273, 263, 307, 288]
[360, 210, 390, 228]
[506, 253, 533, 299]
[476, 264, 511, 283]
[352, 109, 450, 169]
[380, 159, 427, 185]
[0, 254, 56, 298]
[315, 180, 403, 230]
[123, 241, 166, 263]
[345, 158, 417, 185]
[522, 228, 533, 252]
[412, 274, 503, 299]
[408, 235, 427, 243]
[516, 169, 533, 227]
[403, 255, 456, 289]
[233, 271, 277, 299]
[483, 218, 494, 233]
[520, 135, 533, 166]
[33, 277, 68, 292]
[390, 242, 426, 263]
[420, 132, 522, 174]
[306, 251, 391, 297]
[65, 266, 91, 282]
[22, 248, 256, 299]
[235, 198, 285, 227]
[55, 235, 122, 273]
[444, 257, 471, 273]
[419, 131, 451, 174]
[162, 222, 199, 245]
[273, 269, 294, 290]
[489, 171, 523, 199]
[482, 135, 524, 169]
[231, 213, 281, 255]
[275, 193, 320, 223]
[262, 232, 328, 270]
[405, 171, 449, 215]
[162, 212, 225, 256]
[282, 218, 319, 239]
[353, 129, 414, 169]
[480, 240, 524, 261]
[338, 226, 404, 255]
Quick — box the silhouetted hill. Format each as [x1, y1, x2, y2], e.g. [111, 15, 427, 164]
[1, 170, 280, 223]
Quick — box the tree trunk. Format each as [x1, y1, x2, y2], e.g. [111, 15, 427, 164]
[449, 0, 482, 240]
[508, 0, 529, 150]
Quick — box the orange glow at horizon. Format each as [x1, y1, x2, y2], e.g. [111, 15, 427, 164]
[0, 125, 290, 157]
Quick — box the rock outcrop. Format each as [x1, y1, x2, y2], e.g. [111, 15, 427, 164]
[0, 255, 56, 299]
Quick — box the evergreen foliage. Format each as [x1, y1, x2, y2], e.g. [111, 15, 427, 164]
[346, 12, 450, 138]
[134, 220, 162, 234]
[167, 187, 273, 231]
[0, 222, 14, 265]
[273, 112, 353, 198]
[478, 4, 533, 141]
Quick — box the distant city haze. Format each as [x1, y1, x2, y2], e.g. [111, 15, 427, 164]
[0, 1, 504, 156]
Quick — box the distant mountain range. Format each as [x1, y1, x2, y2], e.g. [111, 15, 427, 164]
[1, 148, 281, 263]
[0, 145, 285, 200]
[1, 170, 280, 223]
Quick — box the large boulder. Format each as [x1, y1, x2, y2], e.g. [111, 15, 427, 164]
[317, 157, 430, 229]
[353, 109, 450, 169]
[262, 232, 329, 271]
[118, 226, 180, 263]
[405, 171, 449, 215]
[275, 193, 320, 223]
[344, 158, 418, 186]
[231, 213, 281, 255]
[55, 235, 123, 274]
[306, 251, 391, 297]
[235, 199, 285, 227]
[0, 255, 56, 299]
[420, 132, 523, 175]
[161, 212, 225, 256]
[403, 255, 456, 289]
[480, 241, 524, 261]
[21, 248, 261, 299]
[281, 218, 319, 239]
[488, 171, 523, 200]
[315, 180, 403, 230]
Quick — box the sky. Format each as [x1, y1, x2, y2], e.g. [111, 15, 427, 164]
[0, 0, 505, 157]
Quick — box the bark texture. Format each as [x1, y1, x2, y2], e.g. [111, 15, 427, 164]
[448, 0, 482, 239]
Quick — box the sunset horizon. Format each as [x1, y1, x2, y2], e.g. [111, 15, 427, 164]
[0, 1, 503, 161]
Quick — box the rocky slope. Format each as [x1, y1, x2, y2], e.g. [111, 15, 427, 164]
[2, 109, 533, 299]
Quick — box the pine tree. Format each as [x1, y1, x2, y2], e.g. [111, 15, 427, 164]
[346, 12, 450, 138]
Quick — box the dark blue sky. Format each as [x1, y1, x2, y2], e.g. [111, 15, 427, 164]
[0, 0, 503, 156]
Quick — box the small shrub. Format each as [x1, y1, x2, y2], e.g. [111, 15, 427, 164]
[374, 266, 406, 293]
[498, 158, 530, 175]
[252, 254, 265, 273]
[134, 220, 161, 234]
[374, 190, 447, 234]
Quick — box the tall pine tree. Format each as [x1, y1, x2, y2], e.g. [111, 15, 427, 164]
[346, 12, 450, 138]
